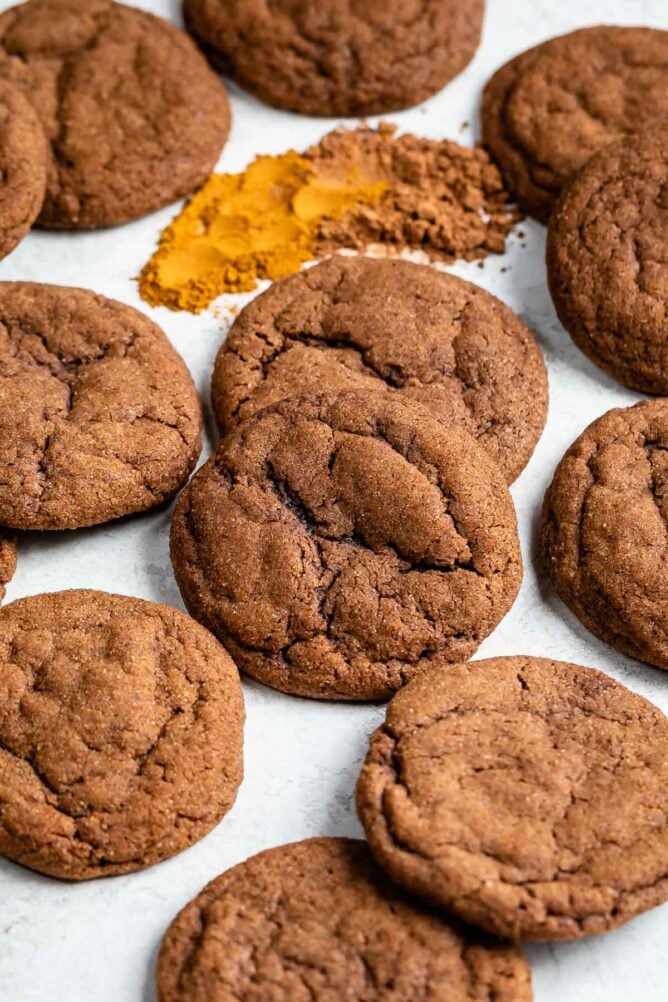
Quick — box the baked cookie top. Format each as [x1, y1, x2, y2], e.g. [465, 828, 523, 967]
[212, 257, 547, 484]
[0, 0, 230, 227]
[0, 589, 244, 880]
[0, 282, 202, 530]
[547, 128, 668, 393]
[481, 26, 668, 221]
[542, 399, 668, 668]
[171, 391, 522, 701]
[184, 0, 484, 117]
[357, 655, 668, 940]
[0, 78, 46, 259]
[157, 837, 532, 1002]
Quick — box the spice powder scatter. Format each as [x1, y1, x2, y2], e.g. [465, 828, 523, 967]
[139, 125, 519, 313]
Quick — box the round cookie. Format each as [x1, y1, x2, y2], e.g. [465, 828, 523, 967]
[157, 837, 532, 1002]
[482, 26, 668, 222]
[547, 129, 668, 393]
[357, 655, 668, 941]
[0, 530, 17, 602]
[0, 589, 244, 880]
[212, 257, 547, 484]
[0, 282, 202, 531]
[183, 0, 484, 117]
[170, 391, 522, 701]
[542, 399, 668, 668]
[0, 0, 230, 228]
[0, 79, 46, 259]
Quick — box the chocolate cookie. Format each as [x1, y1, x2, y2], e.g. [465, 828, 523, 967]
[184, 0, 484, 117]
[0, 0, 230, 228]
[542, 399, 668, 668]
[212, 257, 547, 484]
[157, 837, 532, 1002]
[357, 655, 668, 940]
[0, 589, 244, 880]
[0, 283, 202, 530]
[0, 79, 46, 259]
[547, 129, 668, 393]
[170, 391, 522, 701]
[0, 530, 17, 602]
[482, 27, 668, 222]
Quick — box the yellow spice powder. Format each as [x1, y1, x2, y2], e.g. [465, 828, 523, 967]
[140, 150, 387, 313]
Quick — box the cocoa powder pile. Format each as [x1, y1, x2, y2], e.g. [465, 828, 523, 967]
[312, 124, 518, 261]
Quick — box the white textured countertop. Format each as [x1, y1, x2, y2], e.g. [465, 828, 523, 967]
[1, 0, 667, 999]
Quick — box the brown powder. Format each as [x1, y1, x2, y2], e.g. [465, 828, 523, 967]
[311, 124, 517, 261]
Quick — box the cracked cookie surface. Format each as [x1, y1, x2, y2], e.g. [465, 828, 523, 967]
[0, 78, 46, 259]
[183, 0, 484, 117]
[0, 0, 230, 228]
[356, 655, 668, 940]
[547, 128, 668, 393]
[170, 391, 522, 701]
[212, 257, 547, 484]
[0, 282, 202, 530]
[542, 399, 668, 668]
[0, 589, 244, 880]
[482, 26, 668, 222]
[157, 837, 532, 1002]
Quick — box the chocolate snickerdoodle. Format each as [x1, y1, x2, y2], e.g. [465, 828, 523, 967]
[357, 655, 668, 940]
[0, 78, 46, 259]
[0, 589, 244, 880]
[547, 128, 668, 393]
[171, 391, 522, 701]
[542, 399, 668, 668]
[0, 283, 202, 530]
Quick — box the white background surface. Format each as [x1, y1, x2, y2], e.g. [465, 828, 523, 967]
[1, 0, 667, 999]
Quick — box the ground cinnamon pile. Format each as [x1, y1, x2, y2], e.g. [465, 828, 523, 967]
[139, 124, 519, 314]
